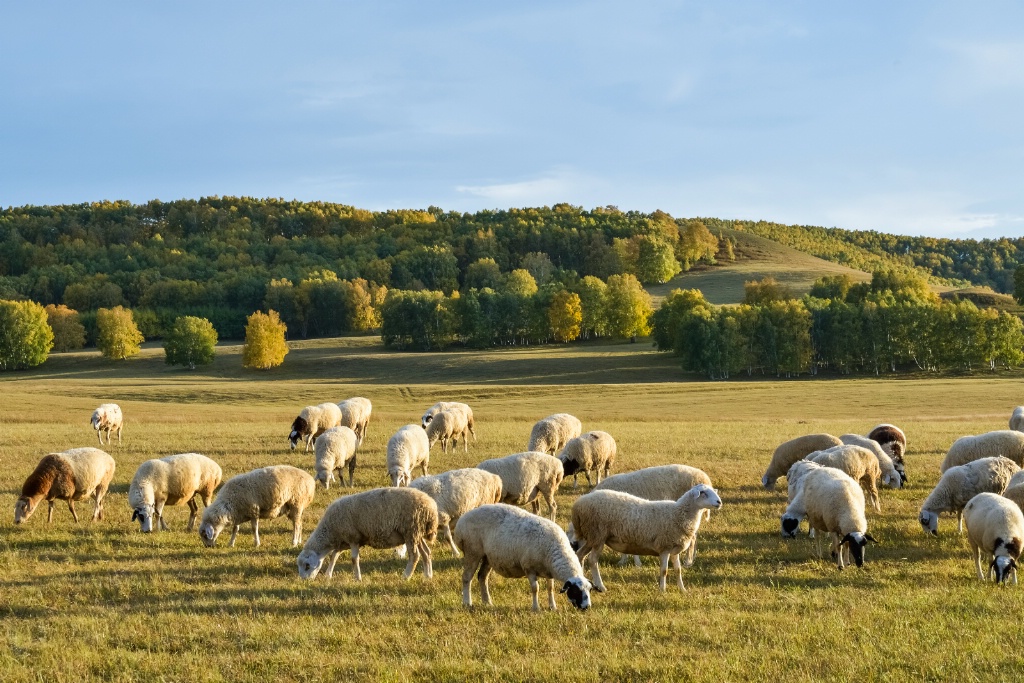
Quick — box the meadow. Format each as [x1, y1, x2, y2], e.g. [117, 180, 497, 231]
[3, 338, 1024, 681]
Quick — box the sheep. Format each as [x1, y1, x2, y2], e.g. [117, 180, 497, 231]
[941, 431, 1024, 472]
[409, 468, 503, 556]
[867, 423, 907, 472]
[337, 396, 372, 446]
[198, 465, 315, 548]
[559, 431, 617, 489]
[424, 408, 471, 454]
[963, 492, 1024, 584]
[571, 484, 722, 592]
[288, 402, 343, 452]
[528, 413, 582, 456]
[454, 503, 593, 611]
[1002, 470, 1024, 512]
[422, 401, 476, 442]
[780, 462, 877, 569]
[919, 456, 1020, 535]
[476, 451, 564, 521]
[128, 452, 223, 533]
[90, 403, 123, 445]
[761, 433, 842, 490]
[1011, 407, 1024, 433]
[840, 434, 903, 489]
[314, 426, 359, 489]
[296, 487, 439, 582]
[387, 424, 431, 487]
[805, 444, 883, 512]
[14, 447, 116, 524]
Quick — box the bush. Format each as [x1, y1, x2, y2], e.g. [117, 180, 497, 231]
[96, 306, 145, 360]
[242, 310, 289, 369]
[0, 299, 54, 370]
[164, 316, 218, 369]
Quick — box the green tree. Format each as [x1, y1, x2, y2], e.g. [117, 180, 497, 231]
[44, 303, 86, 352]
[634, 235, 681, 284]
[575, 276, 608, 339]
[504, 269, 538, 297]
[650, 288, 712, 351]
[1014, 265, 1024, 305]
[605, 274, 653, 340]
[96, 306, 144, 360]
[243, 310, 289, 369]
[0, 299, 54, 370]
[744, 277, 793, 305]
[164, 316, 218, 369]
[520, 252, 555, 285]
[548, 290, 582, 342]
[465, 258, 504, 290]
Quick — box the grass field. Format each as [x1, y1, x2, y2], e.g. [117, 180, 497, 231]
[4, 339, 1024, 681]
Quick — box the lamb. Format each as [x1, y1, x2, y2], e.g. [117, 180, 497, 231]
[940, 431, 1024, 472]
[805, 444, 883, 512]
[867, 423, 907, 473]
[528, 413, 583, 456]
[571, 484, 723, 592]
[90, 403, 123, 445]
[476, 451, 564, 521]
[1002, 470, 1024, 512]
[409, 468, 503, 556]
[454, 503, 593, 611]
[296, 487, 438, 582]
[288, 402, 343, 452]
[919, 456, 1020, 535]
[761, 433, 842, 490]
[780, 462, 877, 569]
[387, 424, 431, 487]
[128, 452, 223, 532]
[424, 408, 472, 454]
[840, 434, 904, 489]
[198, 465, 315, 548]
[14, 447, 116, 524]
[337, 397, 372, 446]
[422, 401, 476, 442]
[559, 431, 617, 489]
[963, 492, 1024, 584]
[1011, 407, 1024, 433]
[314, 426, 359, 489]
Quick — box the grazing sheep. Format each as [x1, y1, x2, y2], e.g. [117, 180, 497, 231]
[941, 431, 1024, 472]
[963, 492, 1024, 584]
[528, 413, 583, 456]
[805, 444, 883, 512]
[14, 447, 116, 524]
[559, 431, 617, 489]
[296, 487, 439, 581]
[424, 409, 471, 454]
[90, 404, 123, 445]
[454, 503, 593, 611]
[1002, 470, 1024, 512]
[781, 462, 877, 569]
[387, 424, 431, 487]
[337, 397, 372, 446]
[867, 423, 907, 472]
[761, 433, 842, 490]
[422, 401, 476, 441]
[288, 402, 343, 452]
[314, 426, 359, 489]
[476, 451, 564, 521]
[410, 468, 503, 556]
[571, 484, 722, 592]
[128, 453, 223, 532]
[919, 456, 1020, 535]
[198, 465, 315, 548]
[840, 434, 903, 489]
[1011, 407, 1024, 433]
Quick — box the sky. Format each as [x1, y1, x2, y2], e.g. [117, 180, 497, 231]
[2, 1, 1023, 239]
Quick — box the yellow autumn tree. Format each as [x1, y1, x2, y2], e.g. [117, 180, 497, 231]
[44, 304, 86, 352]
[242, 310, 289, 369]
[605, 274, 653, 340]
[96, 306, 144, 359]
[548, 290, 583, 342]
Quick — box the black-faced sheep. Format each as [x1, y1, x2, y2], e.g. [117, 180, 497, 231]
[559, 431, 617, 489]
[91, 403, 123, 445]
[761, 433, 842, 490]
[14, 447, 116, 524]
[528, 413, 582, 456]
[128, 452, 223, 532]
[288, 402, 343, 452]
[920, 456, 1020, 535]
[963, 492, 1024, 584]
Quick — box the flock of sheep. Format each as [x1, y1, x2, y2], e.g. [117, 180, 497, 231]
[13, 401, 1024, 613]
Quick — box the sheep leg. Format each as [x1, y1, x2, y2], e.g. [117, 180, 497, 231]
[573, 474, 579, 490]
[116, 426, 122, 444]
[403, 540, 420, 579]
[351, 544, 362, 581]
[229, 525, 239, 547]
[67, 500, 79, 524]
[674, 553, 686, 591]
[528, 574, 541, 612]
[478, 557, 493, 605]
[586, 546, 608, 593]
[156, 503, 168, 531]
[658, 552, 670, 592]
[683, 540, 696, 568]
[444, 523, 461, 557]
[290, 511, 303, 547]
[973, 544, 984, 580]
[870, 484, 881, 513]
[547, 579, 557, 610]
[584, 472, 594, 487]
[542, 488, 557, 521]
[347, 457, 356, 487]
[47, 501, 55, 523]
[958, 512, 964, 534]
[419, 539, 433, 578]
[187, 499, 199, 531]
[461, 559, 477, 607]
[324, 550, 341, 579]
[97, 430, 103, 445]
[463, 435, 468, 453]
[252, 518, 261, 547]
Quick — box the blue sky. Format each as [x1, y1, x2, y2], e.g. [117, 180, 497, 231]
[2, 2, 1022, 238]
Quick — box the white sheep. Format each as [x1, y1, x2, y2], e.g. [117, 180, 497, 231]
[1002, 470, 1024, 512]
[198, 465, 315, 548]
[314, 426, 359, 489]
[337, 397, 372, 446]
[288, 402, 343, 452]
[454, 503, 593, 611]
[840, 434, 903, 489]
[1010, 407, 1024, 433]
[410, 468, 503, 556]
[867, 423, 907, 480]
[919, 456, 1020, 535]
[128, 452, 223, 532]
[761, 433, 842, 490]
[422, 401, 476, 442]
[14, 447, 116, 524]
[296, 487, 439, 581]
[387, 424, 431, 487]
[963, 492, 1024, 584]
[476, 451, 564, 521]
[528, 413, 583, 456]
[90, 403, 123, 445]
[424, 408, 471, 454]
[805, 444, 883, 512]
[941, 431, 1024, 472]
[571, 484, 722, 592]
[781, 462, 877, 569]
[559, 431, 617, 489]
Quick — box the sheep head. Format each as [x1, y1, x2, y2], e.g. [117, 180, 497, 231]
[14, 496, 37, 524]
[560, 577, 592, 610]
[780, 513, 802, 538]
[131, 504, 158, 533]
[297, 549, 326, 580]
[840, 532, 878, 568]
[990, 556, 1018, 584]
[198, 509, 230, 547]
[919, 510, 939, 536]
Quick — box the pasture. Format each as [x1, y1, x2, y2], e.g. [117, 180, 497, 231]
[3, 339, 1024, 681]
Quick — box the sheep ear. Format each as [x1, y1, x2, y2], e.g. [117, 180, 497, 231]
[864, 533, 879, 544]
[560, 581, 571, 594]
[131, 510, 139, 522]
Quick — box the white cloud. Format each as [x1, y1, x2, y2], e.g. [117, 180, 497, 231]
[455, 169, 597, 204]
[939, 40, 1024, 93]
[823, 192, 1024, 238]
